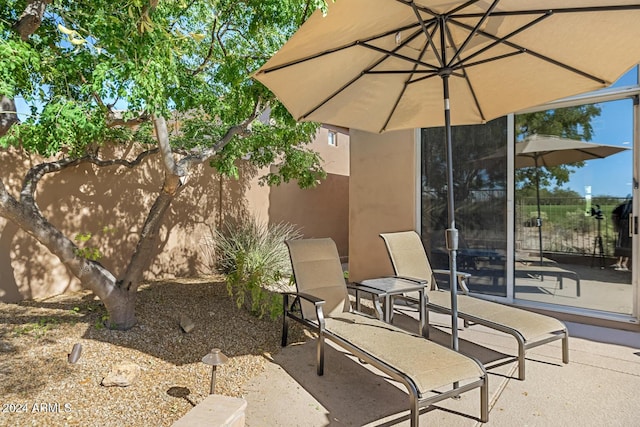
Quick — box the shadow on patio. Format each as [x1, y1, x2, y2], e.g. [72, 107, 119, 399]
[243, 309, 640, 426]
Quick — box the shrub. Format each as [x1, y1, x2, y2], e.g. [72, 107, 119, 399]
[206, 218, 301, 319]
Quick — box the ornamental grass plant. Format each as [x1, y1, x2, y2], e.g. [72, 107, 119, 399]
[204, 218, 301, 319]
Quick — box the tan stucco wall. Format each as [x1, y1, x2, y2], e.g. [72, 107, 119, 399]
[314, 125, 350, 176]
[1, 128, 349, 302]
[242, 125, 349, 256]
[268, 172, 349, 258]
[348, 128, 418, 282]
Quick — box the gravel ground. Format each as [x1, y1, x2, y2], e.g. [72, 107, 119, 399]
[0, 276, 308, 427]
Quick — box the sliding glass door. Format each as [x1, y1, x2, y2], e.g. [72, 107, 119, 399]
[514, 98, 635, 317]
[420, 67, 639, 324]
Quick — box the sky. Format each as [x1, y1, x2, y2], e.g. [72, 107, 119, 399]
[557, 68, 637, 199]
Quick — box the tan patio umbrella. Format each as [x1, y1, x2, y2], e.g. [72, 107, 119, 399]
[516, 134, 629, 265]
[254, 0, 640, 350]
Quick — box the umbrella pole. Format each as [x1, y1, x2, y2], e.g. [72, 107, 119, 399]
[534, 157, 543, 265]
[441, 73, 459, 352]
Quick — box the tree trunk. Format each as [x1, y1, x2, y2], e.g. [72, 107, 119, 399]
[0, 114, 188, 331]
[0, 2, 203, 331]
[102, 286, 138, 330]
[119, 181, 179, 291]
[0, 179, 133, 326]
[1, 172, 185, 329]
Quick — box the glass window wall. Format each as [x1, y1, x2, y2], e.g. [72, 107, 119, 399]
[421, 117, 508, 296]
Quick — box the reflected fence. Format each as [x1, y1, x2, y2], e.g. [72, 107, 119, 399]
[515, 196, 629, 257]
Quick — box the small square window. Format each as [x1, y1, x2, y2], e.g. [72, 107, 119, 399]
[328, 130, 338, 146]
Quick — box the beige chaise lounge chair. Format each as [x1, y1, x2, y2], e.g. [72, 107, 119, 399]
[282, 238, 488, 426]
[380, 231, 569, 381]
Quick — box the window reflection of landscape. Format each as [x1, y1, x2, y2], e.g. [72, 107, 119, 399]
[421, 117, 508, 297]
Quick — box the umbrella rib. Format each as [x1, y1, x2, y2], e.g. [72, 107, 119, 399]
[460, 50, 525, 69]
[406, 0, 481, 17]
[446, 0, 500, 68]
[258, 22, 423, 75]
[446, 0, 484, 16]
[450, 11, 553, 70]
[298, 72, 365, 121]
[380, 76, 412, 133]
[366, 70, 437, 75]
[448, 18, 606, 84]
[451, 5, 640, 19]
[299, 26, 433, 120]
[408, 71, 457, 84]
[574, 149, 607, 160]
[359, 41, 440, 72]
[380, 33, 437, 132]
[258, 41, 359, 75]
[408, 1, 444, 67]
[442, 21, 486, 122]
[359, 21, 438, 70]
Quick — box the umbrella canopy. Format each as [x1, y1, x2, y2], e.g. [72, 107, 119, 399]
[254, 0, 640, 350]
[255, 1, 640, 133]
[516, 134, 629, 264]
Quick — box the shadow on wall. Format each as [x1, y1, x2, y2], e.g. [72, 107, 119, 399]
[0, 145, 257, 302]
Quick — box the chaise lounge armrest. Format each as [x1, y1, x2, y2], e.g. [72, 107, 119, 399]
[432, 269, 471, 294]
[282, 291, 325, 307]
[281, 291, 329, 349]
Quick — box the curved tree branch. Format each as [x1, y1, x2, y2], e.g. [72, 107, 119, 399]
[119, 115, 187, 290]
[106, 111, 151, 128]
[180, 98, 264, 168]
[20, 148, 160, 204]
[1, 174, 117, 303]
[190, 19, 218, 76]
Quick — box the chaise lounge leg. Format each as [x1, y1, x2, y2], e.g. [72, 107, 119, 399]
[281, 297, 289, 347]
[409, 390, 419, 427]
[424, 308, 430, 339]
[480, 375, 489, 423]
[517, 337, 526, 381]
[562, 332, 570, 364]
[316, 332, 325, 376]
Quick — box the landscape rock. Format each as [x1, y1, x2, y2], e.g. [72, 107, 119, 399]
[180, 315, 195, 333]
[101, 362, 141, 387]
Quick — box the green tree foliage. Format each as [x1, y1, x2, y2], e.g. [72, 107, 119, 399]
[0, 0, 329, 329]
[0, 0, 327, 183]
[515, 105, 602, 191]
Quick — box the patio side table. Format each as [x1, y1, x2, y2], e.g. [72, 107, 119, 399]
[353, 277, 428, 338]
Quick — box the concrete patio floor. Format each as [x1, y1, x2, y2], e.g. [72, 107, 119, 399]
[242, 310, 640, 426]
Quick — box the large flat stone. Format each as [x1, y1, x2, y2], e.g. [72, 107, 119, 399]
[172, 395, 247, 427]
